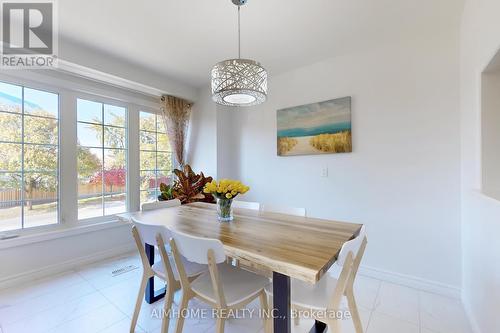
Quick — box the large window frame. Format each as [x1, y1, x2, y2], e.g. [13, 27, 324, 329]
[77, 98, 129, 221]
[139, 110, 173, 205]
[0, 72, 160, 237]
[0, 80, 61, 232]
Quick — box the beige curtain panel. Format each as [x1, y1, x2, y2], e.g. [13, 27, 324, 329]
[160, 95, 192, 167]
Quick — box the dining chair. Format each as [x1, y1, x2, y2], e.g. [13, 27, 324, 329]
[232, 200, 260, 210]
[260, 203, 306, 217]
[130, 219, 206, 333]
[265, 226, 367, 332]
[169, 229, 271, 333]
[141, 198, 181, 211]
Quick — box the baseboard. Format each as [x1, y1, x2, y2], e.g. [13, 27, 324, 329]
[0, 242, 136, 290]
[462, 296, 482, 333]
[359, 265, 461, 299]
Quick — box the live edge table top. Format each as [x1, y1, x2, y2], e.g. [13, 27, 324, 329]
[117, 202, 362, 284]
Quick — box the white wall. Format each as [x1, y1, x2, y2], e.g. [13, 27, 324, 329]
[460, 1, 500, 332]
[59, 39, 198, 101]
[188, 88, 218, 178]
[193, 36, 462, 292]
[0, 225, 134, 285]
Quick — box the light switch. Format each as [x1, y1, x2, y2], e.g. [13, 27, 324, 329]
[321, 166, 328, 177]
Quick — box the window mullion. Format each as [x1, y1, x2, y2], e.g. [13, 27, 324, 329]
[20, 87, 25, 229]
[101, 104, 105, 217]
[59, 91, 78, 226]
[127, 105, 140, 212]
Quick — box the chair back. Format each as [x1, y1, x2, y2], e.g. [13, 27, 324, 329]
[260, 204, 306, 217]
[131, 217, 164, 246]
[233, 200, 260, 210]
[327, 251, 355, 312]
[170, 229, 226, 265]
[337, 225, 366, 266]
[141, 198, 181, 211]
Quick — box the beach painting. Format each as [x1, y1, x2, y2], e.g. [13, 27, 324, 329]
[277, 97, 352, 156]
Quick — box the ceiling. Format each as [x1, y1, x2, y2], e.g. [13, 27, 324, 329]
[59, 0, 464, 88]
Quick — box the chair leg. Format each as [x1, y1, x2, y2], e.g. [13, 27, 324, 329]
[327, 319, 341, 333]
[130, 275, 148, 333]
[259, 291, 271, 333]
[175, 292, 190, 333]
[215, 317, 226, 333]
[160, 285, 174, 333]
[346, 288, 363, 333]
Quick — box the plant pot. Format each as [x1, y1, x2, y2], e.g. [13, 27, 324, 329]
[216, 198, 233, 222]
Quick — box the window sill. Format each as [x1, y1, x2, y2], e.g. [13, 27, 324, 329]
[0, 219, 131, 250]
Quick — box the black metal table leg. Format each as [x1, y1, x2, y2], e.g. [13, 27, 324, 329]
[144, 243, 166, 304]
[309, 320, 327, 333]
[273, 272, 291, 333]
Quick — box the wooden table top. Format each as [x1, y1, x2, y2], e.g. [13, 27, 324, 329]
[118, 202, 362, 283]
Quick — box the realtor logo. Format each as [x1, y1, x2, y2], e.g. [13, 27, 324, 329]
[1, 0, 58, 68]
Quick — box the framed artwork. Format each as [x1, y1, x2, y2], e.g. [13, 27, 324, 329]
[277, 96, 352, 156]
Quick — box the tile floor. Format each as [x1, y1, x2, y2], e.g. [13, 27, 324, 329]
[0, 253, 473, 333]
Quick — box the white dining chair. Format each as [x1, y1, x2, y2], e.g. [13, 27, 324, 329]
[232, 200, 260, 210]
[260, 203, 306, 217]
[265, 226, 367, 333]
[130, 219, 206, 333]
[141, 198, 181, 211]
[169, 229, 271, 333]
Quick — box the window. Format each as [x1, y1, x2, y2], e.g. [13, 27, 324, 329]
[0, 81, 59, 231]
[139, 111, 172, 204]
[77, 99, 127, 220]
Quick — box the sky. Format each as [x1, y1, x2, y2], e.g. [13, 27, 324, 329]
[277, 97, 351, 131]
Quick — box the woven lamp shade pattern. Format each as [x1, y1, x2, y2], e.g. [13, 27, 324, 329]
[211, 58, 268, 106]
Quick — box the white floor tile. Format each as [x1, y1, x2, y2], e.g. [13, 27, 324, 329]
[2, 292, 110, 333]
[47, 303, 125, 333]
[354, 275, 381, 309]
[0, 272, 87, 306]
[0, 280, 95, 325]
[340, 306, 371, 333]
[422, 329, 439, 333]
[98, 317, 145, 333]
[102, 280, 165, 332]
[419, 291, 472, 333]
[80, 265, 143, 290]
[373, 282, 419, 324]
[223, 315, 264, 333]
[290, 306, 371, 333]
[367, 312, 419, 333]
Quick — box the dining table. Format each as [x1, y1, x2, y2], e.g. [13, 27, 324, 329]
[117, 202, 362, 333]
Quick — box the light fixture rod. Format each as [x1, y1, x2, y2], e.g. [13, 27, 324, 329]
[238, 5, 241, 59]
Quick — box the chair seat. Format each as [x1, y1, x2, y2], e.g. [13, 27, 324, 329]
[191, 263, 270, 306]
[265, 273, 347, 311]
[153, 255, 207, 281]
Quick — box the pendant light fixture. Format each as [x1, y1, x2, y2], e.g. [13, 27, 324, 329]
[211, 0, 268, 107]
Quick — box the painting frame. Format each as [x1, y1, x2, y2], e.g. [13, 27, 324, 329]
[277, 96, 352, 156]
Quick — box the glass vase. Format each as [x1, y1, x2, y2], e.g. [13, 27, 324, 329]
[217, 197, 233, 222]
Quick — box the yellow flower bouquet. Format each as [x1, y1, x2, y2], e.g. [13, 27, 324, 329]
[203, 179, 250, 221]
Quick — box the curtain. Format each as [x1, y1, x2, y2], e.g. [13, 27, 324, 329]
[160, 95, 192, 167]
